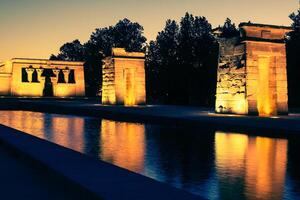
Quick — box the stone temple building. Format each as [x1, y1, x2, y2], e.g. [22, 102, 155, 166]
[0, 58, 85, 97]
[102, 48, 146, 106]
[215, 23, 292, 116]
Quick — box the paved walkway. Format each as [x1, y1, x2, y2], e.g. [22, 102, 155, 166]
[1, 98, 300, 133]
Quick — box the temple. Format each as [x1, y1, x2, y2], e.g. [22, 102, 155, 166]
[102, 48, 146, 106]
[215, 23, 292, 116]
[0, 58, 85, 97]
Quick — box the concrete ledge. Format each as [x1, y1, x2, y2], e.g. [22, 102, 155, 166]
[0, 124, 202, 200]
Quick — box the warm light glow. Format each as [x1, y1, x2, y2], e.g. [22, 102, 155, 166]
[245, 137, 287, 199]
[216, 99, 247, 114]
[102, 48, 146, 106]
[215, 131, 287, 199]
[124, 68, 136, 106]
[0, 58, 85, 97]
[215, 132, 248, 174]
[257, 56, 276, 116]
[100, 119, 145, 172]
[0, 111, 85, 152]
[216, 24, 290, 116]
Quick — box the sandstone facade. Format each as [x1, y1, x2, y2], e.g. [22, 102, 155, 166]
[0, 58, 85, 97]
[215, 23, 291, 116]
[102, 48, 146, 106]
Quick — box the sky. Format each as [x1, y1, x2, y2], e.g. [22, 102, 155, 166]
[0, 0, 298, 61]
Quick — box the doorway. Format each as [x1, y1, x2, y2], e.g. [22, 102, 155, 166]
[42, 69, 54, 97]
[257, 56, 277, 116]
[124, 68, 136, 106]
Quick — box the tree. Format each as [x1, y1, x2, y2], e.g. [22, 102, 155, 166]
[50, 40, 84, 61]
[146, 13, 218, 106]
[89, 18, 146, 57]
[112, 18, 147, 52]
[287, 10, 300, 107]
[290, 10, 300, 33]
[220, 18, 240, 38]
[146, 20, 179, 103]
[177, 13, 217, 105]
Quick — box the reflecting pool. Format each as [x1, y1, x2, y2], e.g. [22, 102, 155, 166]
[0, 111, 299, 199]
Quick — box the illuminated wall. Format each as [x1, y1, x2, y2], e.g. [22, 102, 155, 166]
[215, 23, 291, 116]
[0, 58, 85, 97]
[102, 48, 146, 106]
[215, 37, 247, 114]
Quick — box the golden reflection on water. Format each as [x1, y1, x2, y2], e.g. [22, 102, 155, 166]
[0, 111, 292, 199]
[215, 131, 288, 199]
[0, 111, 146, 173]
[50, 116, 84, 152]
[100, 119, 145, 172]
[0, 111, 85, 153]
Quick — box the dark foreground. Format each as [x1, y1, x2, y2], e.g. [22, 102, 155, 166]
[0, 122, 201, 200]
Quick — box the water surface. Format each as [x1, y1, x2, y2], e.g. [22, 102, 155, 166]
[0, 111, 299, 200]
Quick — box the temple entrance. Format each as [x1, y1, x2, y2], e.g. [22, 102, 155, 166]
[43, 76, 53, 97]
[42, 69, 54, 97]
[257, 56, 277, 116]
[124, 68, 136, 106]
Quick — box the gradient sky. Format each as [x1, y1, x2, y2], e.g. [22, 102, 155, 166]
[0, 0, 298, 61]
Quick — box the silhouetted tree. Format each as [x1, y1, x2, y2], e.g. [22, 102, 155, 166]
[50, 40, 84, 61]
[290, 10, 300, 33]
[177, 13, 217, 105]
[287, 10, 300, 107]
[90, 18, 146, 57]
[220, 18, 240, 38]
[147, 13, 218, 105]
[156, 20, 179, 103]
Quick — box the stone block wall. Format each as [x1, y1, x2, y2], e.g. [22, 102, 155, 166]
[0, 58, 85, 97]
[102, 58, 116, 104]
[215, 23, 291, 116]
[215, 37, 248, 114]
[102, 48, 146, 106]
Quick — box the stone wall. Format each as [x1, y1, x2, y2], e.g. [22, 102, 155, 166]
[215, 23, 291, 116]
[245, 42, 288, 115]
[102, 48, 146, 106]
[0, 58, 85, 97]
[215, 37, 248, 114]
[102, 58, 116, 104]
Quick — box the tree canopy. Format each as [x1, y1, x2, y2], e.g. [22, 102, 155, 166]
[220, 18, 240, 38]
[286, 10, 300, 107]
[146, 12, 218, 105]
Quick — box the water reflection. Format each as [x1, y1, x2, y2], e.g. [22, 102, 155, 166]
[215, 132, 287, 199]
[0, 111, 85, 153]
[0, 111, 300, 199]
[100, 120, 145, 172]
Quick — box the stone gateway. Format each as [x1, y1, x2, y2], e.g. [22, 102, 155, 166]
[102, 48, 146, 106]
[0, 58, 85, 97]
[215, 23, 291, 116]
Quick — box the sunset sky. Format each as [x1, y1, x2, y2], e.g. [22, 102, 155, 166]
[0, 0, 298, 61]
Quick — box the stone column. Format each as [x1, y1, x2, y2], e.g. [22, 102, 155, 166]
[36, 67, 44, 82]
[25, 67, 35, 83]
[62, 68, 70, 83]
[52, 68, 60, 84]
